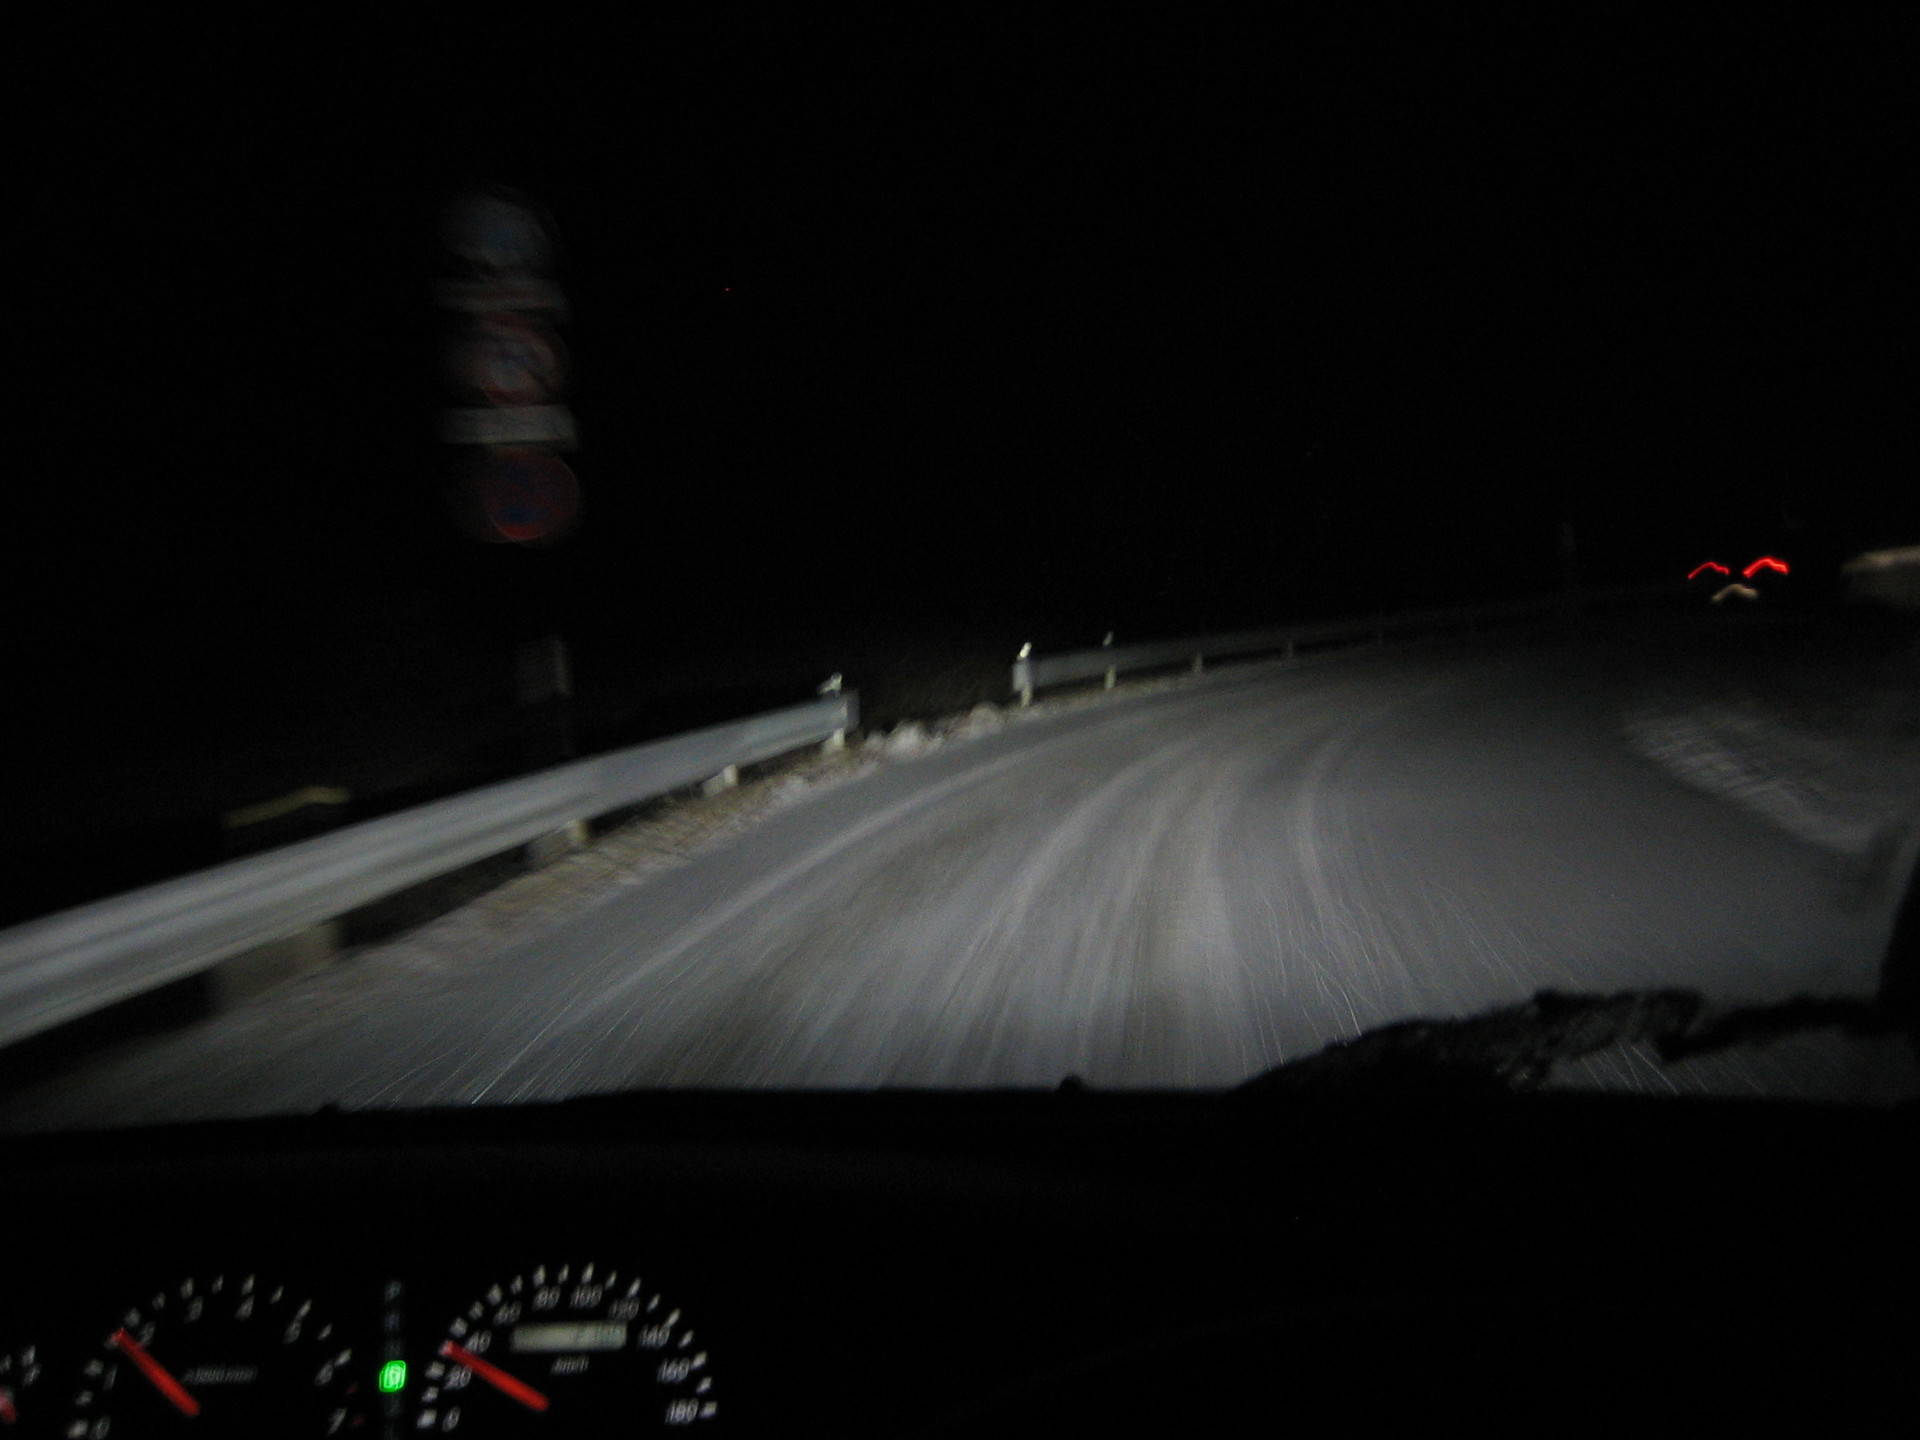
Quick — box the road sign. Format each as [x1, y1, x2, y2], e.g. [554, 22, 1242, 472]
[442, 188, 555, 276]
[476, 448, 580, 543]
[452, 313, 567, 407]
[434, 186, 581, 544]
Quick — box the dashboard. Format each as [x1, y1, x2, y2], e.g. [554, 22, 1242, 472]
[3, 1086, 1914, 1436]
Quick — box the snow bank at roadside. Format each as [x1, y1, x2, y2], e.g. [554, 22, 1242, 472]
[1623, 690, 1920, 882]
[336, 651, 1290, 972]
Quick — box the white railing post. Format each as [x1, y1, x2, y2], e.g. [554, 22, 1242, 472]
[995, 592, 1579, 716]
[526, 818, 589, 868]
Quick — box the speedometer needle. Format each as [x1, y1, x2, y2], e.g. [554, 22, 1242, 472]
[111, 1328, 201, 1418]
[440, 1342, 551, 1412]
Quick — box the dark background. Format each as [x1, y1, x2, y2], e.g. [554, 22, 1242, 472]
[6, 12, 1915, 911]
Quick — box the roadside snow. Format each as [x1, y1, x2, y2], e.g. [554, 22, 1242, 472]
[1623, 681, 1920, 885]
[328, 654, 1268, 977]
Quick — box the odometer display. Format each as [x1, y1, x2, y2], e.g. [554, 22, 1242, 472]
[419, 1263, 717, 1433]
[511, 1322, 628, 1353]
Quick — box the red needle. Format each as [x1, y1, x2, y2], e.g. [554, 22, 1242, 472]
[441, 1342, 550, 1412]
[111, 1328, 201, 1418]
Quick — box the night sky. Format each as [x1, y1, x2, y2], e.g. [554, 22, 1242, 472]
[11, 13, 1917, 833]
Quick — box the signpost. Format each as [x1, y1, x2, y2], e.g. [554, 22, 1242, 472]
[435, 184, 579, 542]
[434, 185, 582, 773]
[514, 632, 576, 771]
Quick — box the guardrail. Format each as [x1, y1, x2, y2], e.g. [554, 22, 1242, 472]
[1012, 583, 1676, 704]
[0, 691, 857, 1049]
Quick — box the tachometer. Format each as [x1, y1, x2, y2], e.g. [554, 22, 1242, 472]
[65, 1274, 364, 1435]
[2, 1341, 52, 1437]
[418, 1262, 717, 1433]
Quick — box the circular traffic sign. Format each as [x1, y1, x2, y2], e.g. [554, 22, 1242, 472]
[452, 313, 568, 406]
[441, 186, 557, 276]
[477, 448, 580, 543]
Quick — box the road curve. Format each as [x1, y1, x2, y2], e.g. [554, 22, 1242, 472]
[2, 625, 1911, 1130]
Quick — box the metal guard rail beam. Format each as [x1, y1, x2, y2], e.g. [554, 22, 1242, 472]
[1013, 584, 1677, 701]
[0, 692, 858, 1049]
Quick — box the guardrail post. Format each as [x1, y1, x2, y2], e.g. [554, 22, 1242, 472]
[208, 920, 343, 1008]
[701, 764, 739, 797]
[1015, 645, 1034, 707]
[1191, 654, 1204, 676]
[1103, 632, 1115, 690]
[526, 818, 590, 868]
[1285, 638, 1296, 667]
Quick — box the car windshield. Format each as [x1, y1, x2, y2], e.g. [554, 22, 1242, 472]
[5, 15, 1918, 1133]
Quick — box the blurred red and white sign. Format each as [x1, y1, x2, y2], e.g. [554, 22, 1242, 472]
[433, 186, 581, 544]
[453, 314, 568, 407]
[476, 448, 580, 543]
[442, 188, 555, 277]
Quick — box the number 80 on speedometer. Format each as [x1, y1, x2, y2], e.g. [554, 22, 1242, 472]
[418, 1263, 717, 1432]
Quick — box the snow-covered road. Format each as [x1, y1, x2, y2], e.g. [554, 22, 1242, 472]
[6, 616, 1916, 1130]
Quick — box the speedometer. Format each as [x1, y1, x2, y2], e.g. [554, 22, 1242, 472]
[418, 1263, 717, 1433]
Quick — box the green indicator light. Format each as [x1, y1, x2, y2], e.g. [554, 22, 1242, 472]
[379, 1360, 407, 1393]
